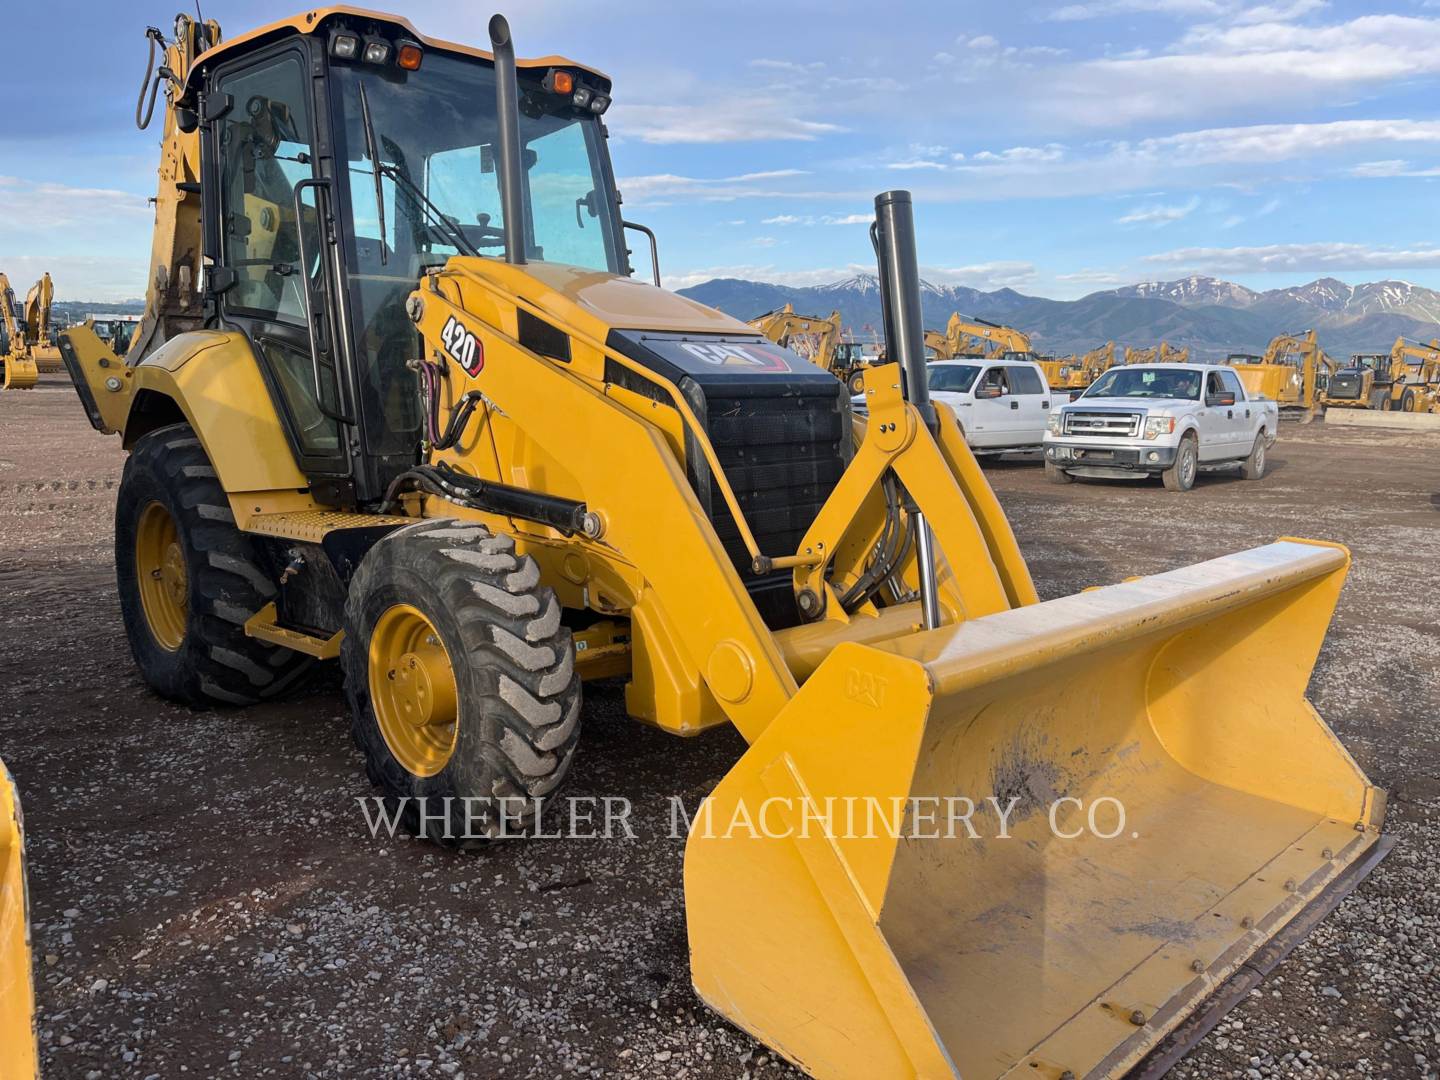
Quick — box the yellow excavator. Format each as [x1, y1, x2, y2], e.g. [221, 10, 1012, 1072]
[748, 303, 871, 391]
[925, 312, 1029, 360]
[1, 757, 38, 1080]
[1037, 343, 1120, 391]
[0, 273, 40, 390]
[23, 273, 64, 374]
[1324, 336, 1440, 412]
[1229, 330, 1335, 421]
[60, 11, 1386, 1079]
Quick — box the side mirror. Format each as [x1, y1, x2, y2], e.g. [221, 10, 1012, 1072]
[1209, 391, 1236, 407]
[974, 386, 1003, 399]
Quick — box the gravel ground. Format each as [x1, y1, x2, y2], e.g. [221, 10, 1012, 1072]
[1, 376, 1436, 1080]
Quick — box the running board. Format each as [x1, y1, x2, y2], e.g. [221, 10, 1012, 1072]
[244, 602, 344, 659]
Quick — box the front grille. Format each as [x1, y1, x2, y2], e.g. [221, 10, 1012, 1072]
[1328, 375, 1363, 400]
[1063, 411, 1143, 437]
[706, 384, 850, 579]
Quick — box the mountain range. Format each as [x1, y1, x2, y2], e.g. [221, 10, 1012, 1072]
[678, 274, 1440, 358]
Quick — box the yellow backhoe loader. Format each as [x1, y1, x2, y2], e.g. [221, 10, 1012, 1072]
[1324, 336, 1440, 412]
[749, 303, 871, 391]
[1042, 341, 1119, 391]
[60, 11, 1386, 1079]
[1, 757, 38, 1080]
[1229, 330, 1335, 421]
[0, 273, 40, 390]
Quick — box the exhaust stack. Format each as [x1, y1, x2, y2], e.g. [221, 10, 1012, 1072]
[488, 14, 526, 265]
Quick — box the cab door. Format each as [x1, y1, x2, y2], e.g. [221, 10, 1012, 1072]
[1006, 363, 1051, 445]
[968, 366, 1013, 447]
[206, 42, 355, 498]
[1198, 370, 1238, 459]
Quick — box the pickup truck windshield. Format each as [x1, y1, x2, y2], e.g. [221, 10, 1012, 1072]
[1086, 367, 1201, 400]
[928, 364, 981, 392]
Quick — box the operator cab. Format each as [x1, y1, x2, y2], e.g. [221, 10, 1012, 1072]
[190, 11, 624, 505]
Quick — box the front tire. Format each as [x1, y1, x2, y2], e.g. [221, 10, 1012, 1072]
[343, 521, 581, 845]
[1401, 389, 1417, 413]
[116, 423, 312, 705]
[1241, 431, 1268, 480]
[1162, 434, 1198, 492]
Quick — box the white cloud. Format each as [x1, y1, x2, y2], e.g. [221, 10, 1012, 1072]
[1127, 119, 1440, 163]
[1144, 241, 1440, 273]
[619, 169, 826, 205]
[926, 261, 1038, 289]
[1349, 159, 1440, 178]
[0, 176, 150, 230]
[0, 254, 149, 304]
[1045, 0, 1227, 21]
[615, 100, 843, 144]
[663, 263, 875, 291]
[762, 213, 873, 225]
[1117, 196, 1201, 224]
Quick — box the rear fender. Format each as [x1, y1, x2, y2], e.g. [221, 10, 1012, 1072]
[61, 327, 307, 497]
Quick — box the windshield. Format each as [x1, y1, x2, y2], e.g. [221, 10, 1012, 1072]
[928, 364, 981, 392]
[1085, 367, 1201, 400]
[331, 51, 623, 457]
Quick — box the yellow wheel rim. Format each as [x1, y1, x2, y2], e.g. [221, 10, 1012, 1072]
[368, 604, 459, 777]
[135, 501, 188, 651]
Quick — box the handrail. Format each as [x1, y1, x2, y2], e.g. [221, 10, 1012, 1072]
[442, 265, 823, 570]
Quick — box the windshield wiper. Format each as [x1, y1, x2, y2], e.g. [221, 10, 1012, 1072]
[357, 81, 388, 267]
[378, 159, 481, 258]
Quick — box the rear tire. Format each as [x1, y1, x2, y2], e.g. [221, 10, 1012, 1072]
[1241, 431, 1267, 480]
[343, 521, 581, 845]
[1044, 461, 1074, 484]
[1401, 389, 1417, 412]
[1162, 434, 1198, 492]
[116, 423, 311, 705]
[847, 371, 865, 395]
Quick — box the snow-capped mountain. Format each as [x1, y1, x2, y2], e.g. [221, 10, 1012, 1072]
[1107, 276, 1260, 308]
[679, 271, 1440, 357]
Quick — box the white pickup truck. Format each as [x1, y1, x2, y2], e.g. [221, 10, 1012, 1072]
[1042, 363, 1278, 491]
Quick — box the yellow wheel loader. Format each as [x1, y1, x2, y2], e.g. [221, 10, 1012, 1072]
[1, 758, 38, 1080]
[61, 10, 1388, 1079]
[0, 274, 40, 391]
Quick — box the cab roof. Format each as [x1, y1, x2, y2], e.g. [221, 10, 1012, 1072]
[186, 6, 608, 90]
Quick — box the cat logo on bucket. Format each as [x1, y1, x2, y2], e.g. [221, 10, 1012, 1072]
[844, 668, 886, 708]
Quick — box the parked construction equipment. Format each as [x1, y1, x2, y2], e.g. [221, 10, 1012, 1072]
[59, 10, 1386, 1079]
[23, 273, 63, 373]
[0, 274, 39, 390]
[749, 303, 870, 391]
[1, 757, 37, 1080]
[1038, 341, 1120, 390]
[1324, 336, 1440, 412]
[1229, 331, 1335, 421]
[925, 312, 1029, 360]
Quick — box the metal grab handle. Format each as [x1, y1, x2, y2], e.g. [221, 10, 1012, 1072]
[292, 177, 353, 425]
[623, 221, 661, 286]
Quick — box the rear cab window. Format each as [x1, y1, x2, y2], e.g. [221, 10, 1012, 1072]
[1008, 365, 1046, 395]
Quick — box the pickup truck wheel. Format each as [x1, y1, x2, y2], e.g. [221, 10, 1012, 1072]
[1162, 434, 1198, 492]
[1044, 461, 1074, 484]
[1241, 431, 1267, 480]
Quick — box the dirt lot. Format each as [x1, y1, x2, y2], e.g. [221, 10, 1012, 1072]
[2, 375, 1437, 1080]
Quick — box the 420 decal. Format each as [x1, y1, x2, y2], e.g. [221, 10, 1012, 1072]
[440, 316, 484, 375]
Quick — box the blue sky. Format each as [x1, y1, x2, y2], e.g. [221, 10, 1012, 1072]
[4, 0, 1440, 301]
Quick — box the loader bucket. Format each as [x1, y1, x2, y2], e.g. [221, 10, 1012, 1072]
[0, 758, 37, 1080]
[686, 539, 1384, 1080]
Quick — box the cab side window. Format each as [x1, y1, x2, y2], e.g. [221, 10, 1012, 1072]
[1219, 370, 1245, 399]
[980, 367, 1010, 394]
[1009, 366, 1045, 395]
[216, 54, 315, 323]
[1206, 372, 1227, 400]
